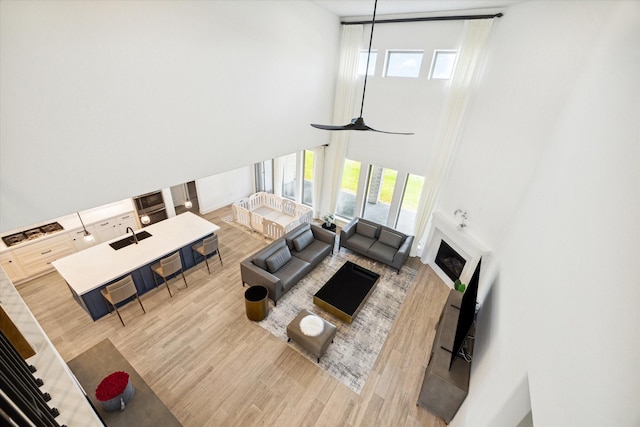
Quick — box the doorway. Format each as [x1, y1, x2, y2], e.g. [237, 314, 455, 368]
[171, 181, 199, 215]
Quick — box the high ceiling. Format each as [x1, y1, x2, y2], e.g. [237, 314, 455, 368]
[312, 0, 525, 18]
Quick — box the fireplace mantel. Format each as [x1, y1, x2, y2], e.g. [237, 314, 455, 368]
[425, 212, 490, 287]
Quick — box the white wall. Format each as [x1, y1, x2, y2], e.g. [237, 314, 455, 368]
[196, 165, 253, 214]
[0, 0, 339, 231]
[444, 2, 640, 425]
[438, 1, 622, 252]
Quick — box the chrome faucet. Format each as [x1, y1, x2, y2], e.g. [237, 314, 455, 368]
[126, 227, 138, 244]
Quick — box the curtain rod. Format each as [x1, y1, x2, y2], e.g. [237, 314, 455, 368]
[342, 12, 503, 25]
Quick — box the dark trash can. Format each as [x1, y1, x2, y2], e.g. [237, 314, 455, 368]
[245, 285, 269, 321]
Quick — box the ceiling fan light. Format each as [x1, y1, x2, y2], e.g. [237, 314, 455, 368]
[185, 200, 193, 209]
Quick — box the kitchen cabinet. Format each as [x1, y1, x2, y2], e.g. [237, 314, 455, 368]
[116, 213, 138, 234]
[92, 212, 138, 244]
[0, 251, 27, 283]
[69, 225, 98, 252]
[12, 233, 75, 279]
[0, 204, 138, 284]
[93, 218, 120, 243]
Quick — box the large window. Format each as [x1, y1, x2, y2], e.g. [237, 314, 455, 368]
[396, 174, 425, 234]
[336, 159, 361, 219]
[281, 153, 297, 200]
[302, 150, 314, 206]
[384, 50, 424, 78]
[336, 160, 425, 234]
[363, 165, 398, 224]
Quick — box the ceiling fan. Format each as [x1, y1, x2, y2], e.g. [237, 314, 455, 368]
[311, 0, 414, 135]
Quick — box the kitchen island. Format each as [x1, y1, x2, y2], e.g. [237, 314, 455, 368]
[53, 212, 220, 321]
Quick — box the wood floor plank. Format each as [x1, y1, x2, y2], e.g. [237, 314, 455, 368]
[16, 205, 449, 427]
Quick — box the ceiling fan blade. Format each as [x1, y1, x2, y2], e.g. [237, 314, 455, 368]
[310, 117, 366, 131]
[310, 123, 352, 131]
[311, 117, 414, 135]
[365, 126, 415, 136]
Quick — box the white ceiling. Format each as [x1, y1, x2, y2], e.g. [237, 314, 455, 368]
[312, 0, 525, 18]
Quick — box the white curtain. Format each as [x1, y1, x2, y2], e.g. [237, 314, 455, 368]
[412, 19, 496, 258]
[322, 24, 363, 216]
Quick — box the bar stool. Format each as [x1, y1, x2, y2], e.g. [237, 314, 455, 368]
[100, 275, 145, 326]
[151, 251, 187, 297]
[191, 234, 223, 274]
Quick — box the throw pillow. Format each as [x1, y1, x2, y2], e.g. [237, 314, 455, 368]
[293, 229, 314, 252]
[252, 240, 286, 270]
[378, 229, 405, 249]
[285, 225, 309, 250]
[265, 246, 292, 273]
[356, 221, 378, 239]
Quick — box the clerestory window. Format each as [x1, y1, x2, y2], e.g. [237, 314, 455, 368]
[384, 50, 424, 78]
[429, 50, 457, 80]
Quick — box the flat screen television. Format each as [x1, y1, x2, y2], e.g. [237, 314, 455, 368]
[449, 258, 481, 369]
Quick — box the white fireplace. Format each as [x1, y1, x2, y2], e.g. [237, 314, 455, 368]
[425, 212, 490, 288]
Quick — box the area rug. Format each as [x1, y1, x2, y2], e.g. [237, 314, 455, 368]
[257, 250, 417, 394]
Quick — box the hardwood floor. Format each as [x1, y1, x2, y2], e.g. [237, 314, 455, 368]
[17, 206, 449, 427]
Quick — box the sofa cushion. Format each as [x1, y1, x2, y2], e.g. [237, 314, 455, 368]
[293, 229, 314, 252]
[378, 228, 405, 249]
[294, 240, 332, 266]
[253, 239, 287, 270]
[356, 221, 378, 239]
[272, 256, 311, 291]
[266, 245, 292, 273]
[344, 233, 376, 253]
[368, 241, 397, 264]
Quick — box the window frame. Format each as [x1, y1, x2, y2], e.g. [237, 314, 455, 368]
[281, 153, 298, 201]
[302, 150, 314, 206]
[362, 165, 399, 225]
[335, 158, 364, 221]
[428, 49, 458, 80]
[394, 173, 425, 235]
[383, 49, 424, 78]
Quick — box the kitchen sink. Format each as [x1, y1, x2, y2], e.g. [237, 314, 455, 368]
[109, 231, 152, 250]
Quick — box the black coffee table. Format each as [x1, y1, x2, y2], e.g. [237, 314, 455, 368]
[313, 261, 380, 324]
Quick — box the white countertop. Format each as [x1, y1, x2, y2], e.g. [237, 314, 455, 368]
[52, 212, 220, 296]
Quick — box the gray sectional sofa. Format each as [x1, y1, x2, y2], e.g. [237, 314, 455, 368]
[240, 223, 336, 305]
[339, 217, 414, 273]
